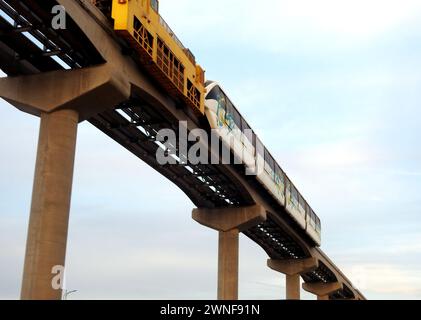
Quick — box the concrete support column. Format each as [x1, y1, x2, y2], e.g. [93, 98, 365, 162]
[21, 109, 79, 300]
[267, 257, 318, 300]
[218, 229, 239, 300]
[0, 65, 130, 299]
[193, 205, 266, 300]
[286, 274, 301, 300]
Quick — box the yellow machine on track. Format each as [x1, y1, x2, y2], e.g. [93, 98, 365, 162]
[111, 0, 205, 115]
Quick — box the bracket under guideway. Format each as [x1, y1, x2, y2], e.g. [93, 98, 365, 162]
[0, 64, 130, 120]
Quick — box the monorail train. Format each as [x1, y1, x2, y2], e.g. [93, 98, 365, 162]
[204, 81, 322, 246]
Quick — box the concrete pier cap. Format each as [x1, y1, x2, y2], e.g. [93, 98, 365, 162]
[0, 63, 131, 121]
[192, 204, 267, 232]
[302, 281, 344, 300]
[267, 257, 319, 300]
[267, 257, 319, 276]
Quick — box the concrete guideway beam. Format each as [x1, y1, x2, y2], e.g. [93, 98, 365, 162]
[303, 281, 344, 300]
[267, 258, 319, 300]
[193, 205, 266, 300]
[0, 0, 366, 301]
[309, 248, 364, 300]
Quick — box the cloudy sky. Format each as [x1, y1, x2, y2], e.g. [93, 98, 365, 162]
[1, 0, 421, 300]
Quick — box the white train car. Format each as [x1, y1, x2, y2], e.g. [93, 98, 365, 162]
[204, 81, 321, 246]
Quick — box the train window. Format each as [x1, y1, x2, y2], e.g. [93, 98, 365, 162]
[232, 105, 242, 130]
[241, 118, 249, 132]
[151, 0, 159, 12]
[276, 165, 285, 184]
[241, 118, 250, 132]
[206, 86, 220, 100]
[207, 86, 227, 113]
[256, 136, 264, 157]
[274, 163, 281, 177]
[226, 99, 233, 114]
[226, 100, 237, 129]
[291, 186, 298, 203]
[264, 149, 274, 173]
[270, 157, 275, 172]
[285, 177, 291, 192]
[299, 196, 305, 210]
[242, 118, 253, 141]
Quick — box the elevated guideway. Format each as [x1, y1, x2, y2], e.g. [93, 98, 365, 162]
[0, 0, 365, 300]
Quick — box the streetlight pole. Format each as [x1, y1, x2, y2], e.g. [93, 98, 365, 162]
[63, 289, 77, 300]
